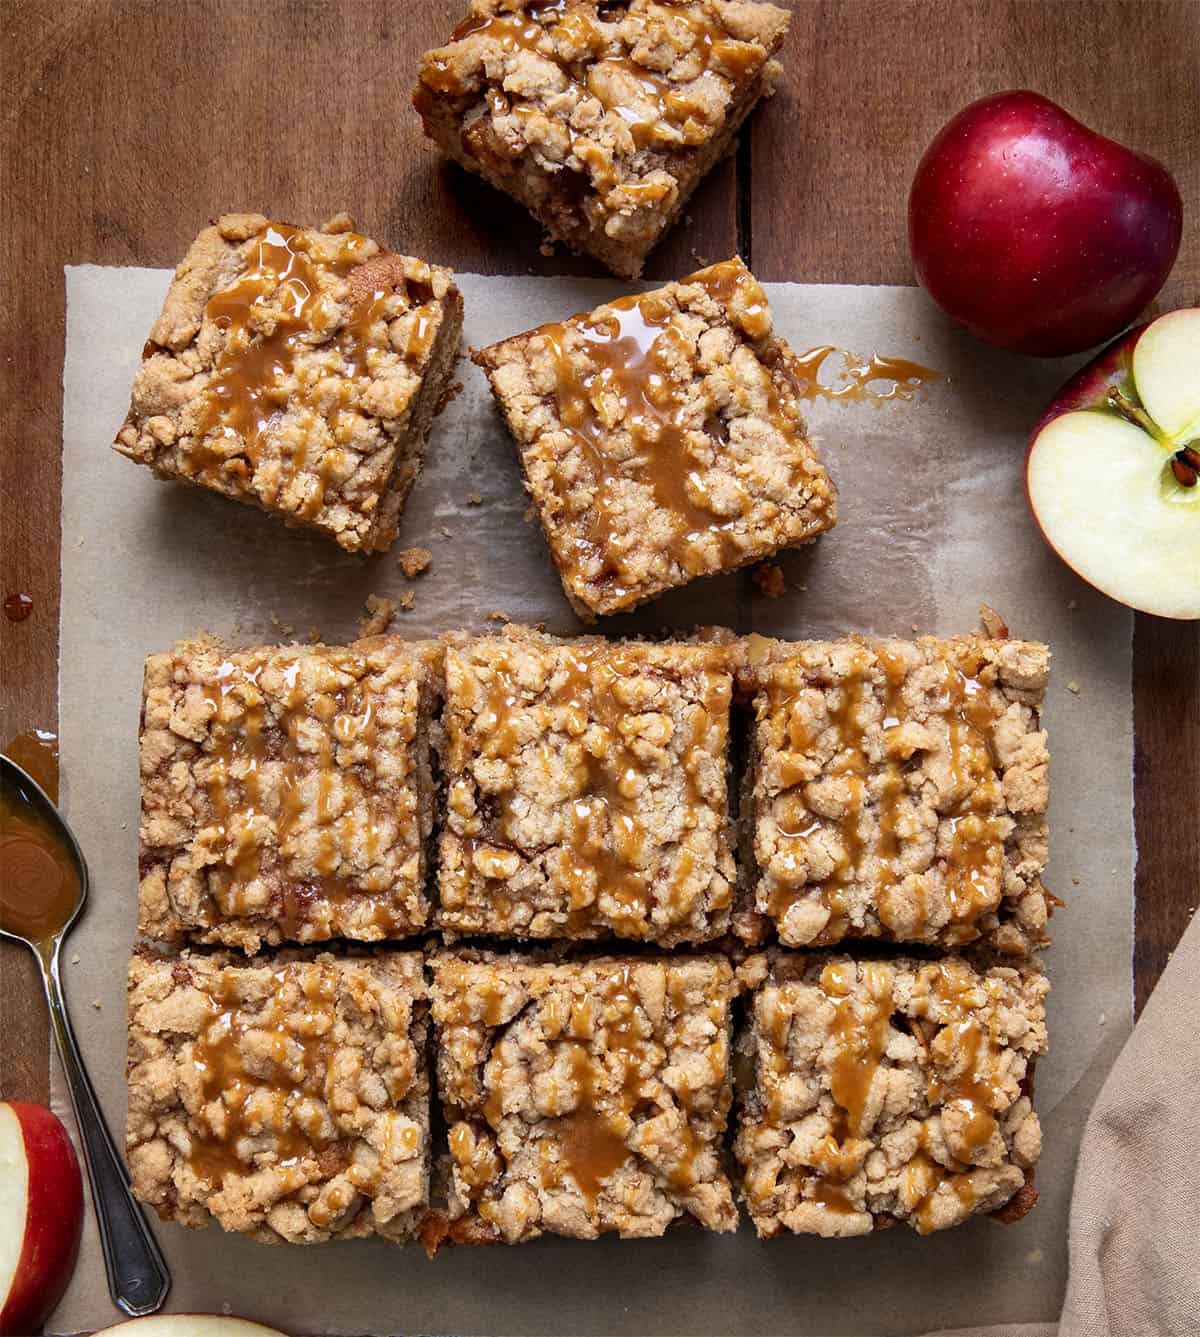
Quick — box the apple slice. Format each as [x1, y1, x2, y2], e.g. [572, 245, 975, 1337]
[0, 1102, 84, 1336]
[1027, 307, 1200, 620]
[1132, 308, 1200, 443]
[93, 1318, 289, 1337]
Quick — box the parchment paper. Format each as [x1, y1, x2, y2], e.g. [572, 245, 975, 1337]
[50, 265, 1134, 1336]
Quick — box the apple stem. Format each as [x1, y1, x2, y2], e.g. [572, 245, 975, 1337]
[1106, 386, 1162, 440]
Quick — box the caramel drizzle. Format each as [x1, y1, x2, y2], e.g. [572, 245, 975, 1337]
[197, 651, 398, 935]
[187, 963, 338, 1187]
[907, 963, 1013, 1232]
[464, 966, 716, 1217]
[787, 346, 943, 403]
[765, 645, 1006, 942]
[421, 2, 762, 160]
[184, 223, 432, 517]
[536, 260, 805, 607]
[461, 645, 726, 935]
[764, 960, 1013, 1226]
[799, 961, 892, 1214]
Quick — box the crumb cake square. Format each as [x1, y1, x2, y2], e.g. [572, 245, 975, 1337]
[414, 0, 791, 279]
[735, 952, 1048, 1238]
[437, 626, 737, 944]
[474, 258, 837, 619]
[138, 635, 437, 951]
[115, 212, 463, 552]
[426, 951, 737, 1245]
[127, 949, 430, 1244]
[742, 635, 1050, 953]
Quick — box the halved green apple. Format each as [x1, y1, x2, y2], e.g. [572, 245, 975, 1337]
[1026, 308, 1200, 619]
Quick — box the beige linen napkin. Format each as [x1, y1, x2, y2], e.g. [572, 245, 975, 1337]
[931, 907, 1200, 1337]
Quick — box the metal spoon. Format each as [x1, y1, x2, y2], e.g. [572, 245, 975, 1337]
[0, 755, 170, 1319]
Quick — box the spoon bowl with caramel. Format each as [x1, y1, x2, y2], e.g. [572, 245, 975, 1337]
[0, 756, 170, 1319]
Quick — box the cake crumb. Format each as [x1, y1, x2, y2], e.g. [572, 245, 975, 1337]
[979, 604, 1009, 638]
[1066, 680, 1081, 694]
[752, 563, 787, 598]
[486, 610, 510, 623]
[466, 492, 483, 506]
[399, 591, 416, 611]
[71, 954, 81, 965]
[440, 526, 453, 539]
[358, 594, 396, 638]
[397, 547, 432, 579]
[91, 999, 102, 1009]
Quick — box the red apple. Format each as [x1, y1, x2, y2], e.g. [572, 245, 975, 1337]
[909, 90, 1183, 356]
[1026, 307, 1200, 618]
[92, 1318, 289, 1337]
[0, 1102, 84, 1335]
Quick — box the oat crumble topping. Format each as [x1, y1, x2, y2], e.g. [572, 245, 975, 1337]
[429, 952, 737, 1242]
[414, 1, 790, 277]
[127, 950, 429, 1243]
[437, 626, 737, 943]
[735, 952, 1048, 1237]
[744, 636, 1050, 953]
[115, 213, 463, 552]
[138, 636, 438, 950]
[475, 258, 836, 618]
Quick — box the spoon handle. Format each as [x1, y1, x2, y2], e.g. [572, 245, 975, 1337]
[40, 941, 171, 1318]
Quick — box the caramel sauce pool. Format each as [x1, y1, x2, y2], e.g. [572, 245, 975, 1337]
[4, 730, 60, 801]
[0, 785, 79, 942]
[790, 346, 943, 402]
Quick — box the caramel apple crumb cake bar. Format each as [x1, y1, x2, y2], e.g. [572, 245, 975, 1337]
[414, 0, 791, 278]
[127, 949, 430, 1244]
[740, 635, 1051, 953]
[437, 626, 737, 945]
[474, 257, 837, 619]
[735, 951, 1048, 1238]
[138, 636, 438, 951]
[426, 951, 738, 1246]
[115, 212, 463, 552]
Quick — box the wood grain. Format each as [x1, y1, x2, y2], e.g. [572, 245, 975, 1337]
[1, 0, 1196, 1117]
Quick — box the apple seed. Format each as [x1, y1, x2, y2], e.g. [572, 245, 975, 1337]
[1169, 453, 1198, 488]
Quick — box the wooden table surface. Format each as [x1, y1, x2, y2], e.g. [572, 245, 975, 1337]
[2, 0, 1197, 1111]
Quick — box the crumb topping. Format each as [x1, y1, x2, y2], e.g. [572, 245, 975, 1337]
[438, 628, 736, 943]
[138, 636, 435, 950]
[127, 950, 428, 1244]
[398, 546, 433, 578]
[431, 952, 737, 1242]
[748, 637, 1050, 952]
[359, 593, 396, 638]
[115, 213, 459, 551]
[735, 953, 1048, 1238]
[475, 258, 836, 616]
[415, 1, 788, 261]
